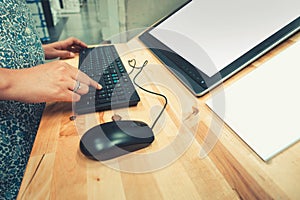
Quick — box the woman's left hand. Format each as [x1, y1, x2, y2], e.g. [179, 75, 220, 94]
[43, 37, 88, 60]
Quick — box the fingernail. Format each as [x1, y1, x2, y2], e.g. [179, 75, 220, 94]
[70, 52, 75, 57]
[97, 84, 102, 90]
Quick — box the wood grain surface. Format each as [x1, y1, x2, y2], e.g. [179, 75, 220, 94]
[18, 31, 300, 200]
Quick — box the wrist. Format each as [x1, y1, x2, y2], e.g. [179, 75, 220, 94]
[42, 44, 50, 59]
[0, 68, 15, 100]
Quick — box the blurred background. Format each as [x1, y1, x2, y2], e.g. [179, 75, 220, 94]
[26, 0, 188, 45]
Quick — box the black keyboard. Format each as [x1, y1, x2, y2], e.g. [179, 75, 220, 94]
[74, 45, 140, 114]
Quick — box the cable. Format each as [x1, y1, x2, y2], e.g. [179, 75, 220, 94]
[128, 59, 168, 129]
[127, 59, 136, 75]
[128, 59, 146, 75]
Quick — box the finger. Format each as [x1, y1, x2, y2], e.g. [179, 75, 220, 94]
[71, 81, 89, 95]
[57, 90, 81, 102]
[55, 50, 75, 59]
[67, 45, 84, 53]
[62, 62, 102, 90]
[72, 70, 102, 90]
[88, 78, 102, 90]
[71, 92, 81, 102]
[65, 37, 88, 49]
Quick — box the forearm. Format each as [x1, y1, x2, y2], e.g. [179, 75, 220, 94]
[0, 61, 100, 103]
[0, 67, 42, 102]
[0, 66, 55, 103]
[0, 68, 19, 101]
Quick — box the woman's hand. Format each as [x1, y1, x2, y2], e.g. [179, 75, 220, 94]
[43, 37, 88, 60]
[0, 60, 101, 103]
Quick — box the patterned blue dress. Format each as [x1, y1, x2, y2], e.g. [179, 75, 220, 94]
[0, 0, 46, 199]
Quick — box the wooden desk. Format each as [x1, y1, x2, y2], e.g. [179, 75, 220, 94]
[18, 32, 300, 200]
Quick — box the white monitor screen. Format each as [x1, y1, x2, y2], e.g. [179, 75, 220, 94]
[149, 0, 300, 77]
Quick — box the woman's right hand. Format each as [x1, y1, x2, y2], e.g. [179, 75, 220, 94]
[0, 60, 102, 103]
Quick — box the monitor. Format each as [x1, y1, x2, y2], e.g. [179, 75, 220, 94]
[139, 0, 300, 96]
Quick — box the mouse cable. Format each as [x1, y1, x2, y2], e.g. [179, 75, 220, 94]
[128, 59, 168, 130]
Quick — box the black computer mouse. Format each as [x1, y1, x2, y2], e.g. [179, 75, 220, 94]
[79, 120, 154, 161]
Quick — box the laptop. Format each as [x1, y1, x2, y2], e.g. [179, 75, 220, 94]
[139, 0, 300, 96]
